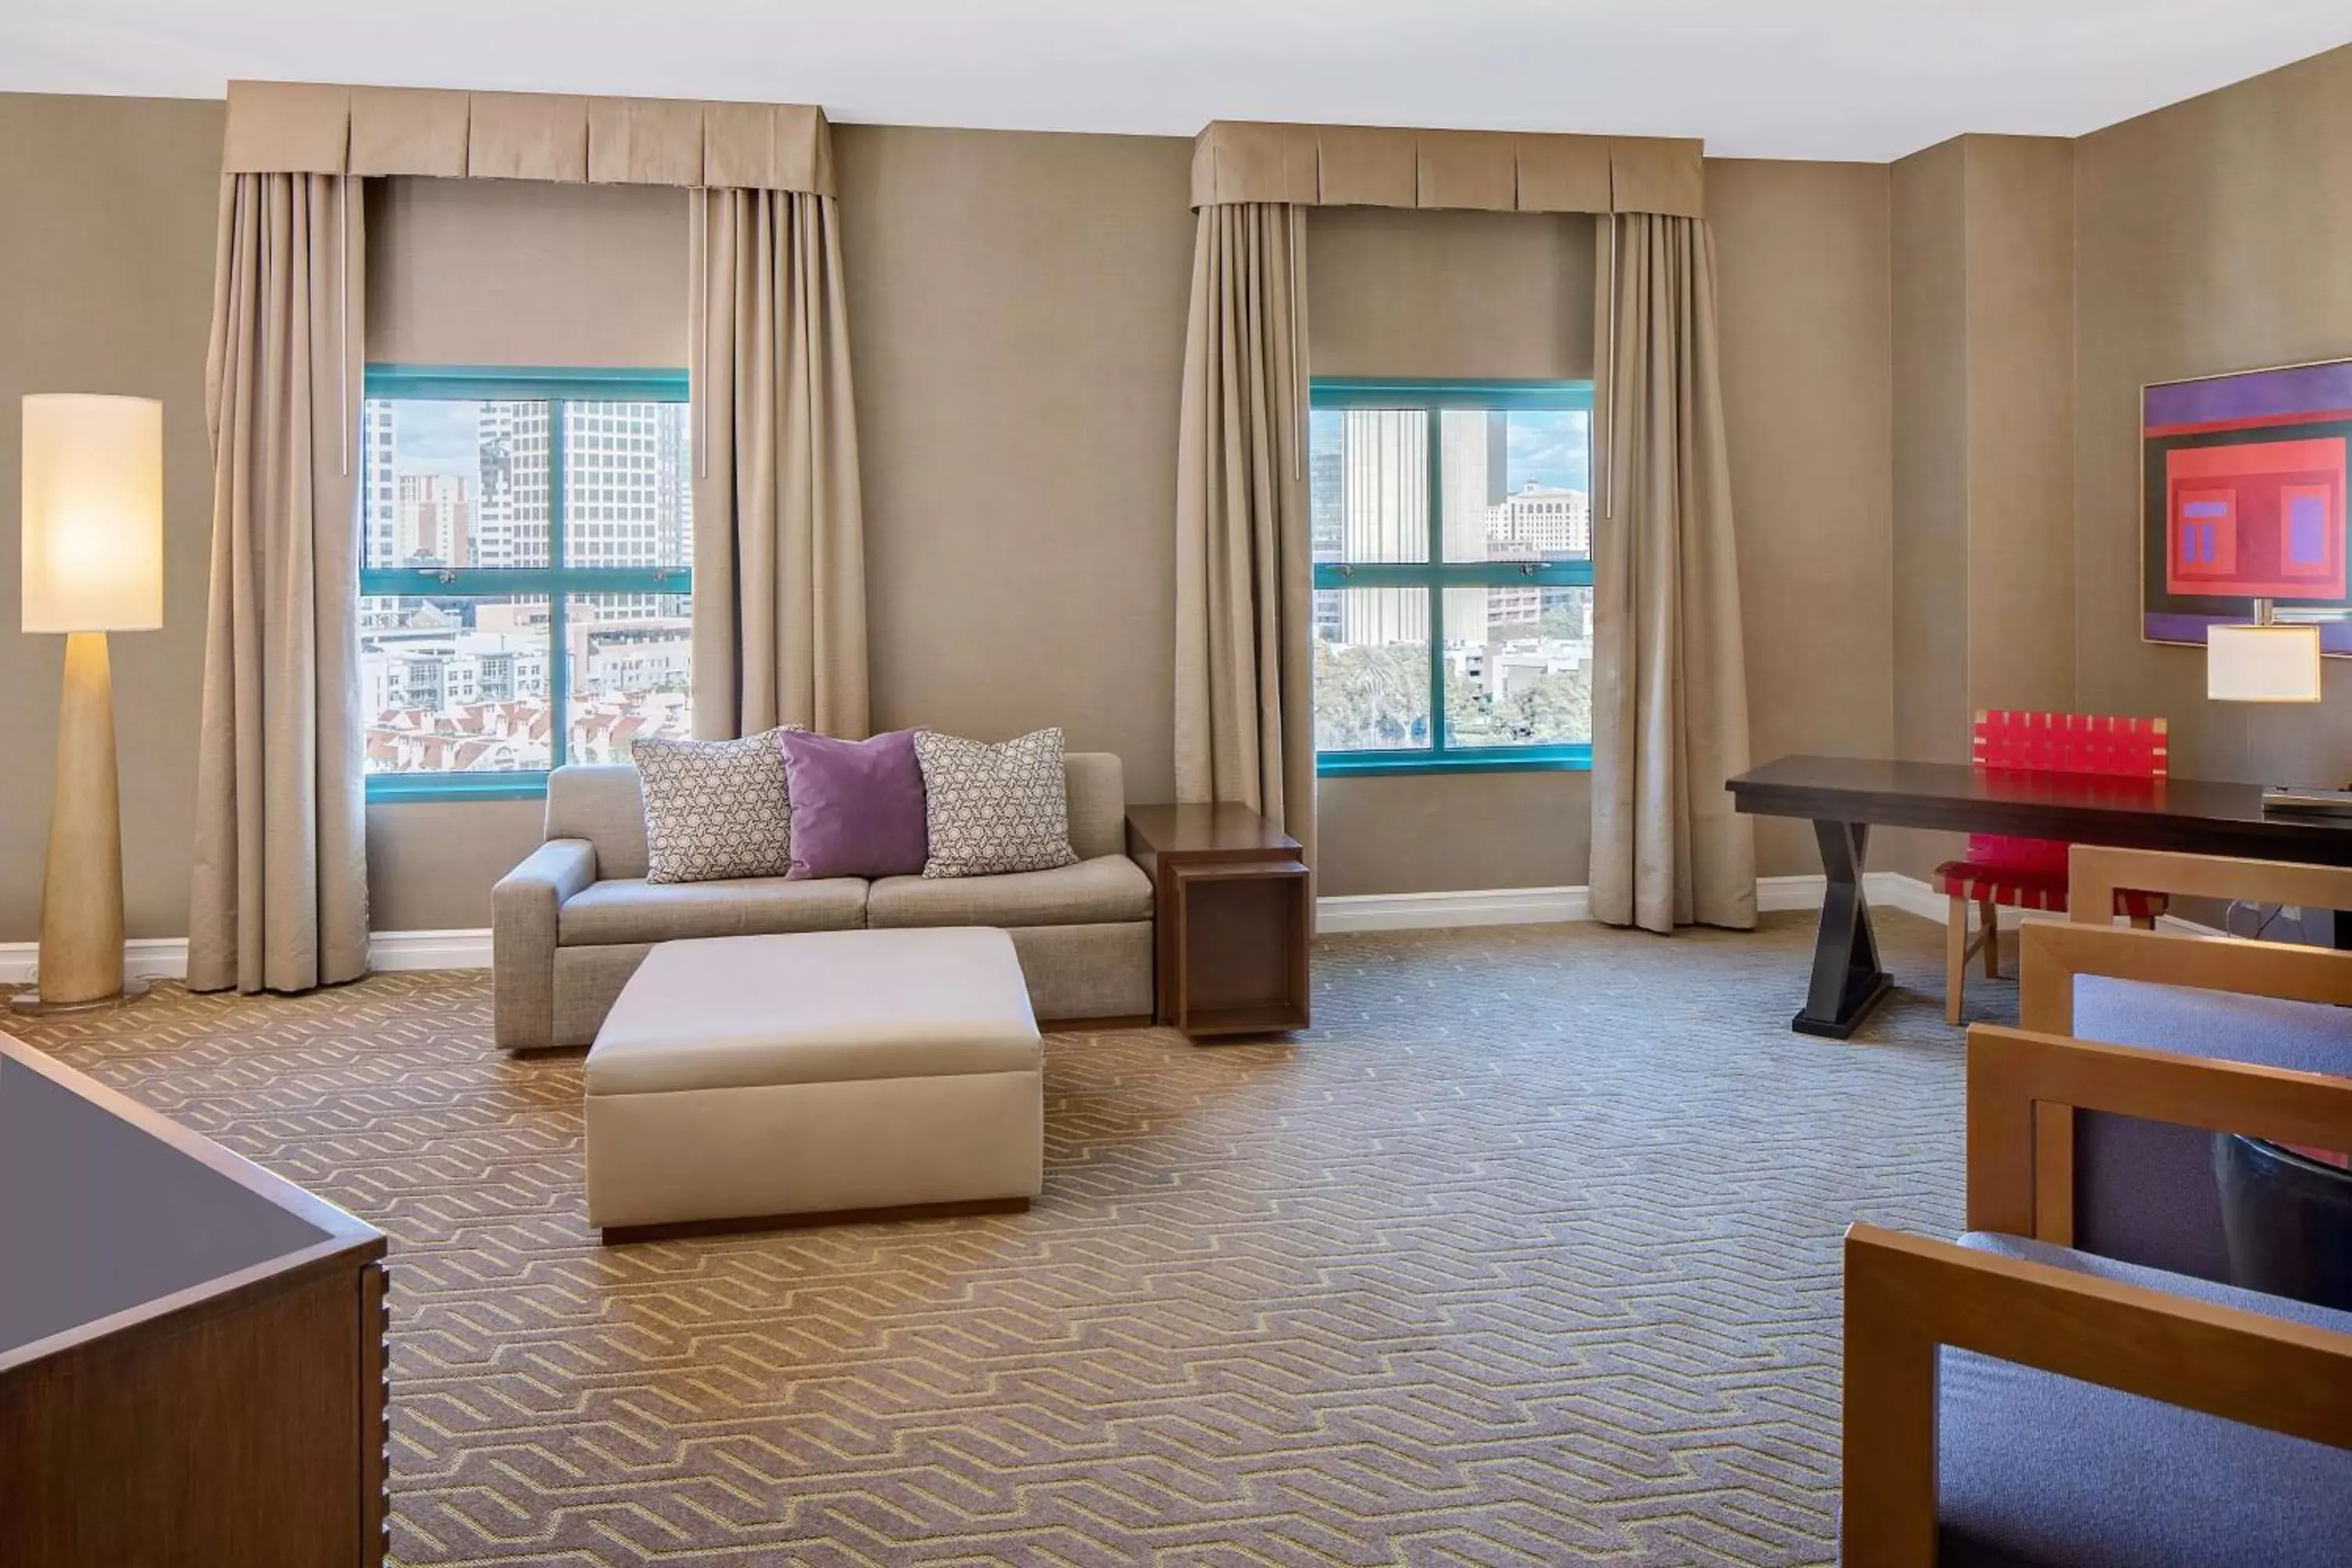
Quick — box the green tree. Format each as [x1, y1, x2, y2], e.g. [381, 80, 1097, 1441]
[1313, 640, 1428, 750]
[1445, 673, 1512, 746]
[1505, 670, 1592, 744]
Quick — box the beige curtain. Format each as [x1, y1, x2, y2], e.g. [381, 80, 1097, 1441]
[1173, 202, 1316, 871]
[1588, 212, 1756, 934]
[188, 173, 370, 993]
[690, 187, 868, 738]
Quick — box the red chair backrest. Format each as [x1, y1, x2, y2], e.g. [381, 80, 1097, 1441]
[1966, 710, 2169, 872]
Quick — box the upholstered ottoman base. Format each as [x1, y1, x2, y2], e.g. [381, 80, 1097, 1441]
[584, 927, 1044, 1236]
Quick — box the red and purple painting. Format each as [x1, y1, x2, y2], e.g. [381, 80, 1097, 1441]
[2145, 358, 2352, 652]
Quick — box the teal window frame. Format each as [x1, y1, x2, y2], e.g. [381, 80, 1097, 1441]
[1312, 378, 1595, 777]
[360, 364, 692, 803]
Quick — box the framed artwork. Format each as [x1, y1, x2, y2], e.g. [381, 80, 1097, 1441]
[2143, 357, 2352, 652]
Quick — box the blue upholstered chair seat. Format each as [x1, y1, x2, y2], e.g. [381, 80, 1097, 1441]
[2073, 975, 2352, 1282]
[1936, 1232, 2352, 1568]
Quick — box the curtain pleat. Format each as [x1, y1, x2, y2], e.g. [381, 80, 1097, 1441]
[1173, 202, 1316, 879]
[187, 172, 370, 993]
[690, 187, 868, 738]
[1588, 212, 1756, 934]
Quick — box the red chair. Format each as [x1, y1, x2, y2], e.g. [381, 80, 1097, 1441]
[1937, 710, 2169, 1024]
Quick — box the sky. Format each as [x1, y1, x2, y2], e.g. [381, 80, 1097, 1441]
[383, 399, 485, 488]
[1504, 412, 1589, 494]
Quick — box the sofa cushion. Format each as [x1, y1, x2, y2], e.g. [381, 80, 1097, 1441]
[586, 928, 1040, 1097]
[631, 728, 797, 884]
[914, 727, 1080, 878]
[1934, 1231, 2352, 1568]
[780, 728, 930, 880]
[558, 875, 866, 946]
[866, 855, 1152, 930]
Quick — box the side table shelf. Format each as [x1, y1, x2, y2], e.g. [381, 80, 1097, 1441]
[1125, 804, 1310, 1038]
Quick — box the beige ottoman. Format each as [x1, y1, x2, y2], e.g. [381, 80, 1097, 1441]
[584, 927, 1043, 1239]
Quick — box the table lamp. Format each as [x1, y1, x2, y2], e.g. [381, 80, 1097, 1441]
[17, 394, 163, 1011]
[2207, 600, 2323, 705]
[2203, 597, 2352, 815]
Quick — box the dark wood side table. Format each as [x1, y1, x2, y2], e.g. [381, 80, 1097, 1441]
[1126, 804, 1311, 1038]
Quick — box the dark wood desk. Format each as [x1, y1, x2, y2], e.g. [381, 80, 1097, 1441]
[0, 1035, 389, 1566]
[1728, 754, 2352, 1038]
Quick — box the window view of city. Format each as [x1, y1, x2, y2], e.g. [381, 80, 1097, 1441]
[360, 392, 694, 775]
[1310, 399, 1594, 757]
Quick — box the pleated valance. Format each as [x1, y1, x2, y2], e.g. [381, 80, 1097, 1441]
[1189, 121, 1703, 218]
[223, 80, 835, 195]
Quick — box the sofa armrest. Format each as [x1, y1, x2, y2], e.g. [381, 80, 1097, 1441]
[491, 838, 597, 1050]
[1842, 1221, 2352, 1566]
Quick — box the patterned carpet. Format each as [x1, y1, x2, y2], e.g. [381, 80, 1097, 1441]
[11, 911, 1994, 1566]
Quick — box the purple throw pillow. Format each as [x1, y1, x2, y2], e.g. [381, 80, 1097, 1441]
[779, 729, 929, 880]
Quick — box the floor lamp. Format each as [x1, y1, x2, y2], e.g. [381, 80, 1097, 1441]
[16, 394, 163, 1012]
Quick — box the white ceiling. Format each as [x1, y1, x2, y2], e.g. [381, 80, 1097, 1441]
[6, 0, 2350, 162]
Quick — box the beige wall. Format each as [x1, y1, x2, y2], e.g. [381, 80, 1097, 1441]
[1890, 136, 1969, 799]
[0, 93, 223, 941]
[1308, 170, 1900, 893]
[2074, 44, 2352, 787]
[367, 176, 688, 370]
[1708, 158, 1897, 880]
[834, 125, 1194, 797]
[1963, 137, 2076, 720]
[0, 92, 1917, 944]
[1886, 133, 2077, 882]
[1307, 205, 1596, 895]
[359, 175, 696, 928]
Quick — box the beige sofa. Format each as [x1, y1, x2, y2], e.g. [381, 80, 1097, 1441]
[491, 752, 1152, 1049]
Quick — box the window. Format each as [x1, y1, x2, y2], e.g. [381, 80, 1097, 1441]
[359, 366, 692, 800]
[1311, 379, 1595, 775]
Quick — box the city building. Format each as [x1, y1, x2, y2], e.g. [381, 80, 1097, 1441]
[395, 472, 470, 567]
[1486, 480, 1592, 557]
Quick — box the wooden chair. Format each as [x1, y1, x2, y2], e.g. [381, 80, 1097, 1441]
[1938, 710, 2169, 1025]
[1843, 852, 2352, 1563]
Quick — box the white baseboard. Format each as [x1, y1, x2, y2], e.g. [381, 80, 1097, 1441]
[1316, 884, 1592, 932]
[1316, 872, 1900, 933]
[368, 929, 495, 971]
[1315, 869, 2223, 937]
[0, 927, 496, 985]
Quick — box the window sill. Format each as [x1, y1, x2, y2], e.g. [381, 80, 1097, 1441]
[366, 772, 550, 804]
[1317, 748, 1591, 779]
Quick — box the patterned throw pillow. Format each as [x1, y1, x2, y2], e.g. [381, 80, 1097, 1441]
[631, 728, 796, 884]
[913, 728, 1080, 879]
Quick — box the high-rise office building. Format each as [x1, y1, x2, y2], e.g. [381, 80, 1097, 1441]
[395, 473, 470, 567]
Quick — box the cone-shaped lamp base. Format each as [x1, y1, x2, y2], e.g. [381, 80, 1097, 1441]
[24, 631, 134, 1008]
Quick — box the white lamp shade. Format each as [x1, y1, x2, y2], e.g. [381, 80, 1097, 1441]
[2208, 621, 2322, 702]
[21, 394, 164, 633]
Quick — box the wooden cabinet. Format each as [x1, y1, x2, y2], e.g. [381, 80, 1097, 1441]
[1127, 804, 1311, 1037]
[0, 1035, 389, 1567]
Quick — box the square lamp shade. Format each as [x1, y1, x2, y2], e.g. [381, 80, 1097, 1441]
[2208, 621, 2322, 703]
[21, 393, 164, 633]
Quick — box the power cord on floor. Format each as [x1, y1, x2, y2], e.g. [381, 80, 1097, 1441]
[2223, 900, 2294, 941]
